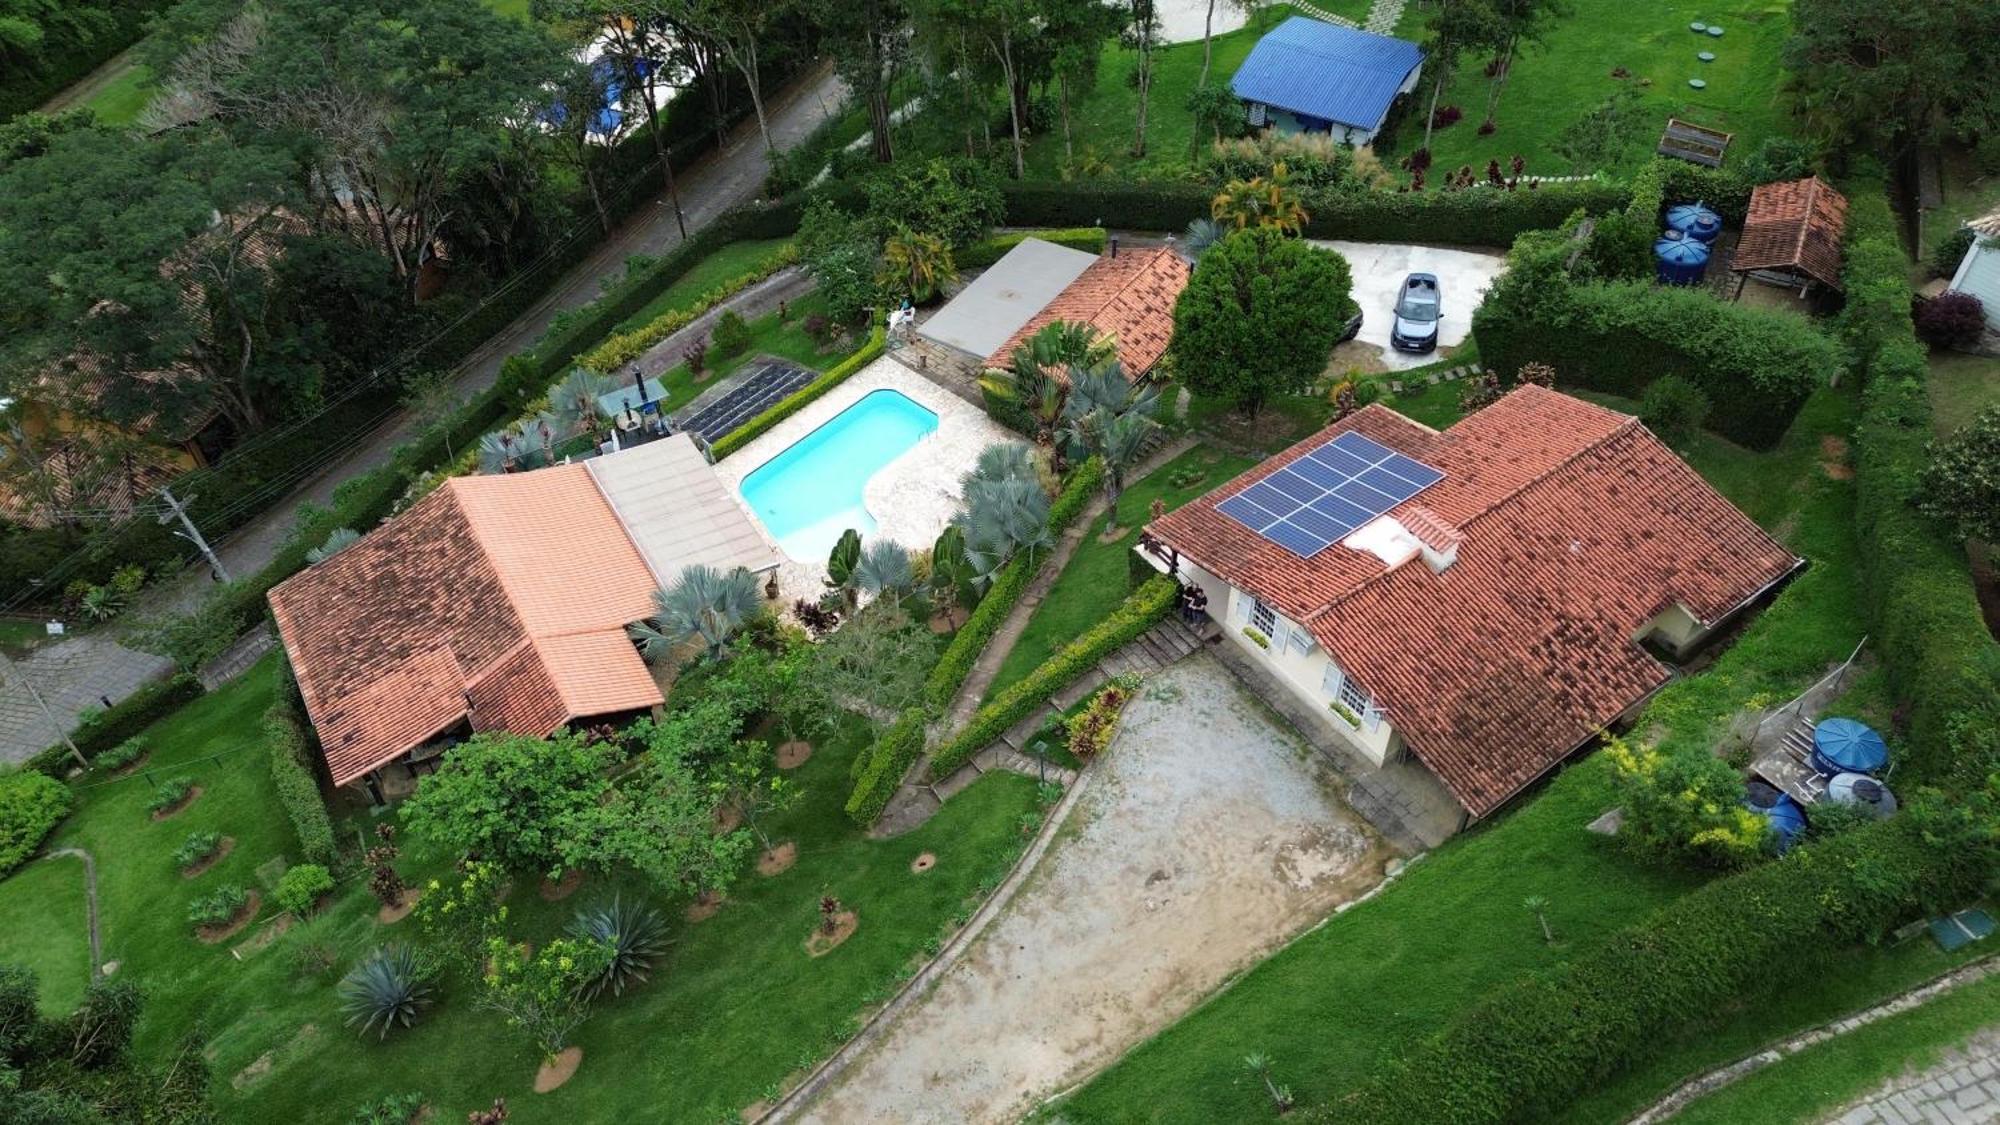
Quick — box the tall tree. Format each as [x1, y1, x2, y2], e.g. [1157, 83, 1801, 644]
[1478, 0, 1569, 130]
[1122, 0, 1161, 157]
[666, 0, 791, 154]
[1170, 227, 1354, 415]
[1045, 0, 1120, 166]
[816, 0, 908, 162]
[1783, 0, 2000, 158]
[1418, 0, 1502, 153]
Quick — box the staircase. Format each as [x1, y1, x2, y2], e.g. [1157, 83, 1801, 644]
[992, 615, 1212, 756]
[1292, 1, 1361, 27]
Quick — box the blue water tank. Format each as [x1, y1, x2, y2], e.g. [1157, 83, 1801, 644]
[1655, 230, 1711, 286]
[1665, 200, 1724, 243]
[1752, 793, 1808, 852]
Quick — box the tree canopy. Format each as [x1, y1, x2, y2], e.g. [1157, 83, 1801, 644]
[1784, 0, 2000, 159]
[1169, 227, 1354, 414]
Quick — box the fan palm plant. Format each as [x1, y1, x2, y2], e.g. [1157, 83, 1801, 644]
[1003, 320, 1113, 455]
[567, 897, 669, 999]
[1182, 217, 1228, 261]
[338, 945, 435, 1041]
[306, 527, 360, 565]
[631, 565, 764, 660]
[551, 368, 616, 438]
[477, 428, 527, 474]
[852, 538, 914, 600]
[1060, 363, 1163, 526]
[956, 476, 1054, 589]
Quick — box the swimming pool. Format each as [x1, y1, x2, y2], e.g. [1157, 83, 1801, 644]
[739, 388, 939, 562]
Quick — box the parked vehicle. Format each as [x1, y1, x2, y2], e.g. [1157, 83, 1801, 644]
[1390, 273, 1441, 353]
[1338, 306, 1363, 343]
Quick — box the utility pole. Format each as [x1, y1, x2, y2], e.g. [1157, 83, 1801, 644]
[157, 487, 230, 583]
[0, 648, 84, 770]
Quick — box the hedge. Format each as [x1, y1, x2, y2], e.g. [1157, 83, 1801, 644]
[575, 244, 799, 373]
[262, 702, 337, 865]
[923, 457, 1106, 710]
[25, 673, 205, 778]
[844, 707, 928, 826]
[1841, 177, 2000, 788]
[927, 573, 1176, 778]
[959, 227, 1108, 269]
[1323, 809, 1997, 1124]
[709, 326, 888, 460]
[0, 771, 74, 877]
[1001, 178, 1632, 247]
[0, 2, 169, 121]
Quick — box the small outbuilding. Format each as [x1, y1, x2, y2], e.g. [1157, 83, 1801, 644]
[1945, 204, 2000, 336]
[986, 244, 1192, 377]
[917, 238, 1097, 362]
[1230, 17, 1424, 146]
[1730, 175, 1849, 299]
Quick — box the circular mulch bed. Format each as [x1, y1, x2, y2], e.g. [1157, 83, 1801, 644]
[150, 785, 203, 821]
[533, 1046, 583, 1093]
[756, 841, 798, 877]
[538, 869, 584, 901]
[110, 751, 151, 777]
[910, 852, 937, 874]
[713, 805, 744, 834]
[805, 911, 858, 957]
[775, 740, 813, 770]
[195, 890, 261, 944]
[180, 835, 236, 878]
[375, 887, 421, 925]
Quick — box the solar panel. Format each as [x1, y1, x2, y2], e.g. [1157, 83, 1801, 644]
[1218, 430, 1444, 557]
[671, 360, 817, 442]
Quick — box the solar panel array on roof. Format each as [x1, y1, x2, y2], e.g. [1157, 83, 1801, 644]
[1218, 431, 1444, 557]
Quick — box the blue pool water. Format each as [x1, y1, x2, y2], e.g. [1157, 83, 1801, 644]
[739, 389, 939, 561]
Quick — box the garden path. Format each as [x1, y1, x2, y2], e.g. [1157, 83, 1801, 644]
[1364, 0, 1407, 36]
[785, 656, 1393, 1124]
[43, 848, 103, 974]
[1823, 1021, 2000, 1125]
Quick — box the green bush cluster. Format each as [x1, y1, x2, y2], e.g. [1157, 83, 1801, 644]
[274, 863, 335, 915]
[0, 770, 74, 877]
[1841, 179, 2000, 788]
[958, 227, 1109, 269]
[709, 327, 888, 460]
[928, 574, 1177, 779]
[171, 830, 223, 871]
[187, 884, 250, 928]
[844, 708, 929, 826]
[923, 458, 1106, 710]
[1325, 808, 1998, 1124]
[1475, 222, 1840, 448]
[263, 703, 337, 865]
[575, 243, 798, 373]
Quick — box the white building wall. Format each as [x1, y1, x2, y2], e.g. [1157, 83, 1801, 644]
[1949, 240, 2000, 331]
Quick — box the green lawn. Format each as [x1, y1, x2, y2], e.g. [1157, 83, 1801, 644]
[985, 444, 1257, 701]
[1927, 352, 2000, 437]
[0, 853, 92, 1016]
[1053, 384, 1869, 1123]
[628, 296, 842, 419]
[0, 614, 46, 655]
[1920, 146, 2000, 264]
[1386, 0, 1793, 177]
[0, 656, 1045, 1122]
[78, 60, 152, 126]
[608, 239, 794, 336]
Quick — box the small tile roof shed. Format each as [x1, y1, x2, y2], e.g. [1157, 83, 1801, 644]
[1230, 17, 1423, 132]
[986, 247, 1192, 377]
[1732, 176, 1849, 290]
[269, 466, 663, 787]
[1149, 386, 1801, 818]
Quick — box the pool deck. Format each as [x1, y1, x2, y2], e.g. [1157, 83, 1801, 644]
[711, 355, 1020, 603]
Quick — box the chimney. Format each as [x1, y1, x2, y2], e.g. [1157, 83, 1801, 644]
[1399, 505, 1463, 575]
[1109, 235, 1119, 259]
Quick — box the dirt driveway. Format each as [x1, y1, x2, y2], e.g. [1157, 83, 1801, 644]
[796, 654, 1393, 1124]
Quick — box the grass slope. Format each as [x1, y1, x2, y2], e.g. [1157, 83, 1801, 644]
[0, 853, 92, 1015]
[1927, 352, 2000, 438]
[608, 238, 793, 335]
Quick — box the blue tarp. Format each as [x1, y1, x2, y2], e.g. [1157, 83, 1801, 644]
[1230, 17, 1423, 132]
[1812, 717, 1888, 775]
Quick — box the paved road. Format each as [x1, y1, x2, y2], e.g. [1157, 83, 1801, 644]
[0, 65, 846, 764]
[1824, 1024, 2000, 1125]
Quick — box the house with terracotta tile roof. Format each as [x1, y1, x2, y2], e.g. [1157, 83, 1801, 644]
[1139, 386, 1802, 828]
[269, 434, 779, 798]
[1730, 175, 1848, 299]
[985, 245, 1192, 378]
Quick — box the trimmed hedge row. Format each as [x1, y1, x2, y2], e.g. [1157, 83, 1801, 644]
[710, 326, 888, 460]
[1323, 809, 1996, 1124]
[1001, 178, 1632, 246]
[923, 458, 1106, 710]
[960, 227, 1108, 268]
[927, 574, 1177, 779]
[844, 707, 928, 826]
[576, 244, 799, 373]
[1841, 179, 2000, 788]
[25, 673, 205, 778]
[0, 771, 74, 878]
[262, 702, 337, 865]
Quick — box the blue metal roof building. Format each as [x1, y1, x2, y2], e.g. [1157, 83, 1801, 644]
[1230, 17, 1425, 146]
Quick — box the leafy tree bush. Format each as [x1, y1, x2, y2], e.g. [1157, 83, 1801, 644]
[1604, 736, 1769, 868]
[1919, 404, 2000, 543]
[262, 703, 337, 865]
[1172, 227, 1354, 415]
[402, 731, 618, 877]
[1930, 225, 1977, 278]
[860, 156, 1003, 248]
[1913, 290, 1986, 348]
[274, 864, 335, 916]
[711, 309, 752, 356]
[414, 860, 512, 974]
[477, 936, 613, 1063]
[1638, 375, 1712, 442]
[0, 770, 73, 876]
[1738, 135, 1819, 185]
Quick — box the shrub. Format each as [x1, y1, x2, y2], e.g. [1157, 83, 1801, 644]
[861, 156, 1004, 248]
[1203, 133, 1352, 190]
[845, 707, 928, 826]
[1913, 290, 1986, 348]
[275, 864, 336, 916]
[1430, 104, 1463, 130]
[958, 227, 1107, 269]
[0, 770, 74, 876]
[1067, 681, 1135, 759]
[929, 575, 1177, 778]
[710, 327, 887, 460]
[263, 704, 337, 865]
[1738, 135, 1819, 185]
[1638, 374, 1711, 441]
[350, 1092, 428, 1125]
[712, 309, 752, 356]
[1604, 735, 1767, 868]
[1919, 404, 2000, 544]
[568, 896, 669, 998]
[172, 830, 223, 871]
[146, 777, 196, 816]
[1930, 225, 1977, 278]
[339, 946, 435, 1041]
[96, 737, 146, 772]
[187, 884, 250, 927]
[683, 332, 709, 376]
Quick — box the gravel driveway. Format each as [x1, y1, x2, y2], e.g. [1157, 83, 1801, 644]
[1314, 240, 1508, 371]
[796, 654, 1392, 1124]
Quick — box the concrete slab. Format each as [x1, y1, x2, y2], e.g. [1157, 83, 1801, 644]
[1311, 239, 1509, 372]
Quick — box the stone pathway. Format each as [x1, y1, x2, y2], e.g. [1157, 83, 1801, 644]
[44, 848, 104, 974]
[1365, 0, 1407, 36]
[198, 626, 277, 690]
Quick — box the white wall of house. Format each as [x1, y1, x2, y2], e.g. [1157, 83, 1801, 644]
[1949, 238, 2000, 331]
[1244, 64, 1420, 150]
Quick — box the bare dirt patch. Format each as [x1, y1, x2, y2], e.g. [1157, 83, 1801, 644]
[375, 887, 421, 925]
[757, 841, 798, 877]
[910, 852, 937, 874]
[714, 804, 744, 833]
[534, 1046, 583, 1093]
[805, 911, 858, 957]
[1820, 434, 1854, 479]
[741, 1099, 773, 1122]
[196, 891, 262, 944]
[929, 607, 969, 634]
[229, 1023, 319, 1092]
[180, 835, 236, 878]
[538, 869, 584, 901]
[685, 889, 724, 923]
[777, 740, 814, 769]
[233, 912, 294, 956]
[150, 785, 203, 821]
[797, 655, 1392, 1124]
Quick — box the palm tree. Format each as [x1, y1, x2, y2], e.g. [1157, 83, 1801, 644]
[956, 474, 1054, 589]
[960, 441, 1040, 493]
[306, 528, 360, 565]
[1094, 412, 1160, 526]
[1211, 161, 1309, 235]
[851, 538, 915, 600]
[1060, 363, 1163, 526]
[631, 565, 763, 660]
[477, 428, 526, 474]
[999, 320, 1114, 456]
[880, 227, 958, 304]
[1182, 217, 1227, 262]
[550, 368, 616, 439]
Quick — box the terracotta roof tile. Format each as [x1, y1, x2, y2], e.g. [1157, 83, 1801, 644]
[1150, 385, 1799, 817]
[987, 247, 1192, 376]
[1733, 176, 1848, 290]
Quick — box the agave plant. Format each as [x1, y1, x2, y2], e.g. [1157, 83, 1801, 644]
[567, 897, 669, 999]
[306, 527, 360, 564]
[631, 564, 763, 659]
[852, 538, 914, 599]
[338, 945, 435, 1041]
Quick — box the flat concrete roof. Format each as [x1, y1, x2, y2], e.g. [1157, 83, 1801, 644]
[585, 432, 782, 582]
[918, 238, 1097, 359]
